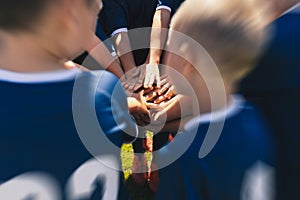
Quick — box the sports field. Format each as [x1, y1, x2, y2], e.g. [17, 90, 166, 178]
[121, 131, 155, 200]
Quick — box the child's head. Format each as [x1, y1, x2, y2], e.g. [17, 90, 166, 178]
[0, 0, 102, 60]
[164, 0, 269, 96]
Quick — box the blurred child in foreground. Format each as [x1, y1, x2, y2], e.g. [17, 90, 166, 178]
[153, 0, 276, 199]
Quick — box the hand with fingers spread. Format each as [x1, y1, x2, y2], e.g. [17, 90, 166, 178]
[121, 67, 143, 93]
[154, 76, 176, 104]
[143, 75, 177, 104]
[144, 88, 160, 102]
[143, 63, 161, 89]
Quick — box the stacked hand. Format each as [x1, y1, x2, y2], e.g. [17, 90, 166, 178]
[121, 67, 144, 93]
[127, 91, 151, 127]
[125, 76, 177, 128]
[122, 64, 189, 134]
[144, 75, 176, 104]
[143, 63, 161, 89]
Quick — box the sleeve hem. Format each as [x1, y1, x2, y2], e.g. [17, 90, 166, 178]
[111, 28, 128, 37]
[156, 5, 172, 13]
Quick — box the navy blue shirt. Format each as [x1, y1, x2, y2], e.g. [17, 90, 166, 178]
[239, 5, 300, 199]
[155, 96, 274, 200]
[157, 0, 185, 16]
[0, 69, 136, 199]
[240, 11, 300, 91]
[98, 0, 184, 65]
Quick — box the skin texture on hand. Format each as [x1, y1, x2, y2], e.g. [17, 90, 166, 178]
[127, 91, 151, 126]
[144, 75, 176, 103]
[122, 72, 186, 133]
[121, 66, 145, 93]
[143, 63, 161, 88]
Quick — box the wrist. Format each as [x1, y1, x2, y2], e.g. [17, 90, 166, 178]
[149, 60, 160, 65]
[149, 55, 160, 65]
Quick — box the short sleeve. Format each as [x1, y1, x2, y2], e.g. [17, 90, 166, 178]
[73, 71, 137, 148]
[157, 0, 185, 15]
[94, 71, 138, 147]
[157, 0, 173, 12]
[95, 24, 116, 54]
[100, 0, 128, 36]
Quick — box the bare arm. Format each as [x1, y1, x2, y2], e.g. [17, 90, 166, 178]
[144, 9, 171, 88]
[148, 9, 171, 65]
[86, 33, 125, 78]
[149, 115, 193, 134]
[112, 32, 136, 74]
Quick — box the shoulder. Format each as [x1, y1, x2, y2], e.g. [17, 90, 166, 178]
[76, 70, 120, 92]
[73, 70, 127, 108]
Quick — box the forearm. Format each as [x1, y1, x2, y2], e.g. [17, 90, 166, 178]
[148, 95, 193, 127]
[86, 34, 125, 78]
[156, 115, 193, 133]
[90, 48, 124, 79]
[148, 9, 171, 64]
[112, 32, 136, 72]
[106, 60, 125, 79]
[162, 95, 193, 122]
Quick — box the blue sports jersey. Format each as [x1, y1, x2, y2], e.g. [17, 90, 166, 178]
[239, 5, 300, 199]
[0, 69, 136, 199]
[155, 96, 274, 200]
[240, 7, 300, 91]
[98, 0, 184, 65]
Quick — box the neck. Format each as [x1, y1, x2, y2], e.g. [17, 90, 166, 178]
[0, 31, 67, 73]
[193, 77, 233, 116]
[265, 1, 299, 25]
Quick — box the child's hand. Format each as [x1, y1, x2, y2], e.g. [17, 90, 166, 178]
[146, 102, 167, 125]
[127, 91, 151, 126]
[143, 63, 161, 89]
[144, 75, 176, 103]
[121, 67, 144, 93]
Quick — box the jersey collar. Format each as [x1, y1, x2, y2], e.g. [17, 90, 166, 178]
[0, 68, 78, 84]
[184, 95, 245, 130]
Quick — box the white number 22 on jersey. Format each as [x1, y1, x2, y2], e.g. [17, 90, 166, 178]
[0, 156, 119, 200]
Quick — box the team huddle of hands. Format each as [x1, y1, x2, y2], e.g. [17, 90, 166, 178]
[122, 64, 180, 132]
[121, 64, 193, 133]
[65, 57, 191, 134]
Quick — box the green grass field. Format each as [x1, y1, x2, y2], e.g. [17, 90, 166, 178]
[120, 131, 154, 200]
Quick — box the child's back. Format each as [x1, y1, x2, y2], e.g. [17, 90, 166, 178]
[156, 95, 274, 199]
[154, 0, 275, 198]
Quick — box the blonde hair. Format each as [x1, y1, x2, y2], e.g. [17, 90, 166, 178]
[171, 0, 270, 81]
